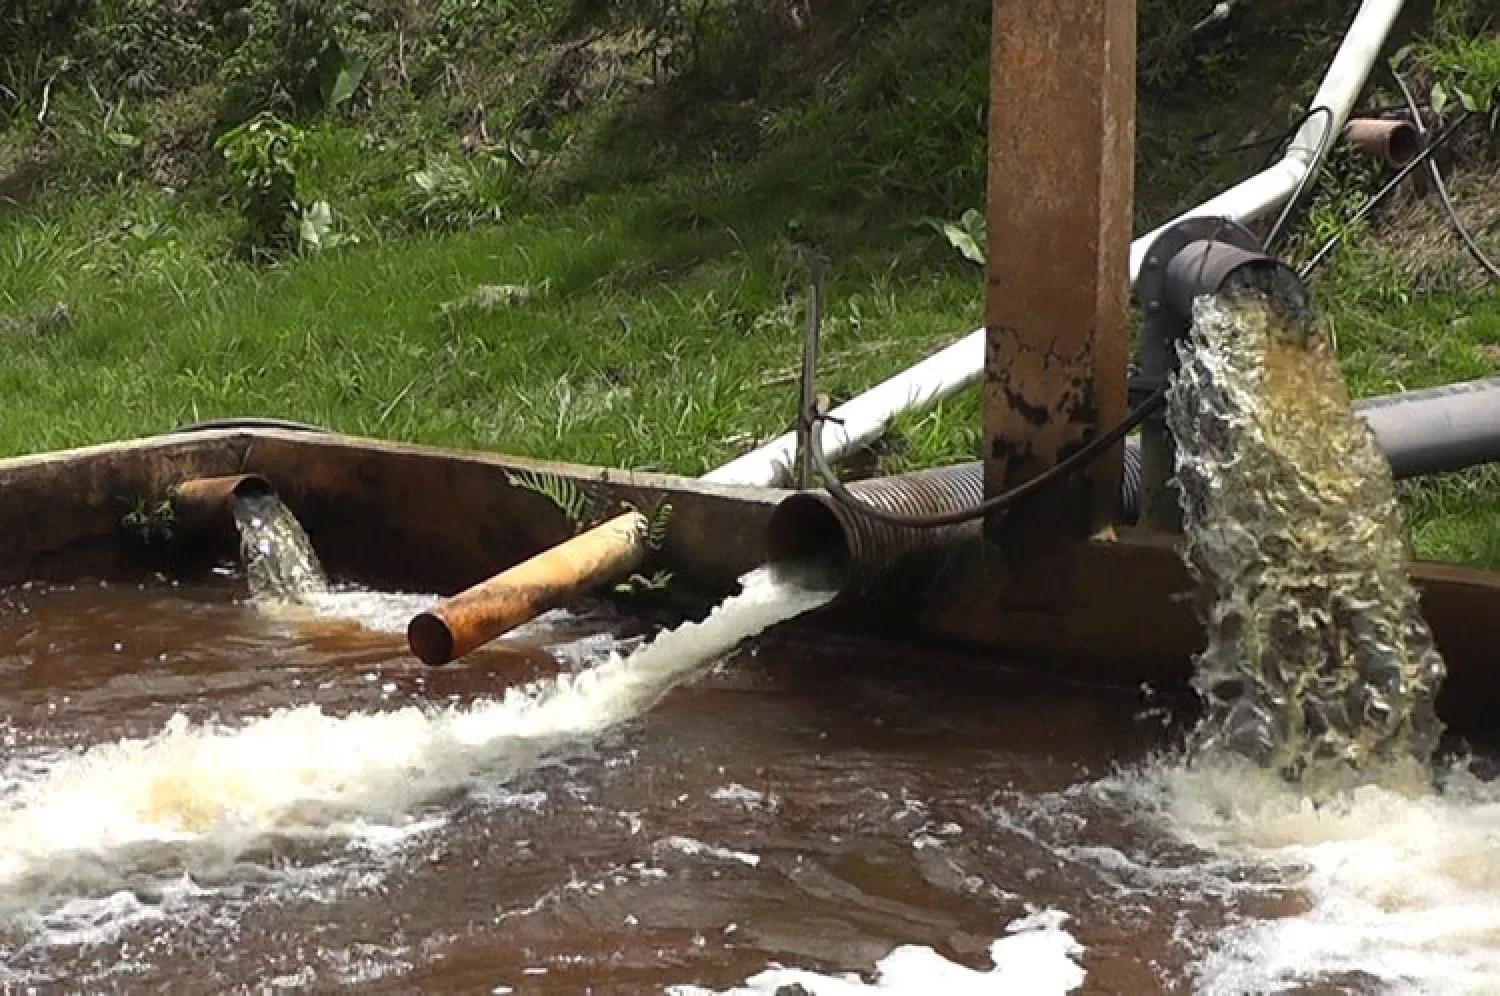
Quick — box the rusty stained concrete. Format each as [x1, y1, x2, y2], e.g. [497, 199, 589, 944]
[5, 427, 1500, 738]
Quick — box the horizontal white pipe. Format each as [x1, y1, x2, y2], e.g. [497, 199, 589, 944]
[704, 331, 985, 486]
[709, 0, 1403, 489]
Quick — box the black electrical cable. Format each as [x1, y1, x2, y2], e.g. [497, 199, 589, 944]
[802, 98, 1441, 529]
[1228, 104, 1408, 155]
[170, 416, 330, 434]
[807, 387, 1166, 529]
[1391, 67, 1500, 283]
[1298, 112, 1471, 281]
[1264, 105, 1336, 252]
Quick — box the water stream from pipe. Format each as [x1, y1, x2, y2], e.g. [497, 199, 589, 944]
[1121, 277, 1500, 991]
[1166, 272, 1446, 785]
[0, 498, 840, 933]
[232, 491, 330, 603]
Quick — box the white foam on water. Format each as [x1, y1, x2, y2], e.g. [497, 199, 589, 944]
[298, 589, 438, 634]
[710, 783, 765, 808]
[1110, 755, 1500, 995]
[0, 566, 836, 943]
[653, 835, 761, 868]
[666, 909, 1086, 995]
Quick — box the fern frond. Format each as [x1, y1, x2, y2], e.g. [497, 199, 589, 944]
[505, 469, 603, 534]
[647, 502, 673, 551]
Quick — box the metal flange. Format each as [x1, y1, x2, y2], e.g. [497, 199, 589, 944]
[1137, 217, 1262, 332]
[1134, 217, 1263, 534]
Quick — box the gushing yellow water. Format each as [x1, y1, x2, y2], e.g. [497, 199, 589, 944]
[1166, 277, 1445, 783]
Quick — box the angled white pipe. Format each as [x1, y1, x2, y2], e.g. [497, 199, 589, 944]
[1129, 0, 1405, 276]
[707, 0, 1404, 489]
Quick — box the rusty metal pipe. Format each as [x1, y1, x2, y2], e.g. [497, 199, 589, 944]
[1343, 117, 1422, 165]
[407, 511, 649, 666]
[170, 473, 276, 535]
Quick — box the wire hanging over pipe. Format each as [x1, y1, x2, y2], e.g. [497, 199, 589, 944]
[1390, 67, 1500, 283]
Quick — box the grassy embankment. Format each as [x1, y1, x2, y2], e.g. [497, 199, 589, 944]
[0, 0, 1496, 560]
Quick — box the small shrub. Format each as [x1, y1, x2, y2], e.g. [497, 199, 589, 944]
[215, 111, 306, 251]
[121, 497, 176, 544]
[1412, 9, 1500, 124]
[218, 0, 376, 120]
[214, 111, 357, 254]
[403, 0, 566, 90]
[401, 153, 515, 230]
[0, 0, 89, 121]
[84, 0, 215, 96]
[927, 208, 986, 267]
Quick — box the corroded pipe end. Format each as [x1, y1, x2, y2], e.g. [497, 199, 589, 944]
[407, 611, 456, 667]
[173, 473, 275, 502]
[407, 511, 649, 667]
[171, 473, 276, 534]
[1344, 118, 1421, 166]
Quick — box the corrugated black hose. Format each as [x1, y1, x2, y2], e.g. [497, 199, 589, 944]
[807, 387, 1166, 529]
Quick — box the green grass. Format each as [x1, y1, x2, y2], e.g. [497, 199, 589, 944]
[1403, 467, 1500, 566]
[0, 175, 982, 473]
[0, 0, 1498, 566]
[0, 0, 997, 473]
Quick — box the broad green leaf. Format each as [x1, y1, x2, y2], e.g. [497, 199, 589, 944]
[942, 223, 986, 266]
[328, 58, 368, 111]
[299, 200, 336, 250]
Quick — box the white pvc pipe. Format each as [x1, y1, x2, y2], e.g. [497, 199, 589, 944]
[703, 333, 984, 486]
[707, 0, 1403, 489]
[1130, 0, 1405, 276]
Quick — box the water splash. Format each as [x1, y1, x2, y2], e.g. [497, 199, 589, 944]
[1166, 273, 1446, 783]
[0, 565, 837, 927]
[232, 492, 329, 602]
[1107, 753, 1500, 994]
[667, 909, 1086, 995]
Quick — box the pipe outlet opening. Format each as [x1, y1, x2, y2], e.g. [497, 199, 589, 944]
[1344, 118, 1422, 167]
[766, 493, 853, 575]
[170, 473, 279, 536]
[408, 611, 456, 667]
[228, 474, 276, 499]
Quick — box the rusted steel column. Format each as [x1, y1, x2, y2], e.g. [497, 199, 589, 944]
[984, 0, 1136, 544]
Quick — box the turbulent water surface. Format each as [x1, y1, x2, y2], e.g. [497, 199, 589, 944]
[0, 289, 1495, 991]
[1, 571, 1498, 993]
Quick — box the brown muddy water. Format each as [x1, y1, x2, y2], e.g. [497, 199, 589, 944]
[2, 571, 1500, 994]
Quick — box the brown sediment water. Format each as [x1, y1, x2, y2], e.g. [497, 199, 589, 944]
[0, 571, 1272, 994]
[1, 573, 1500, 992]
